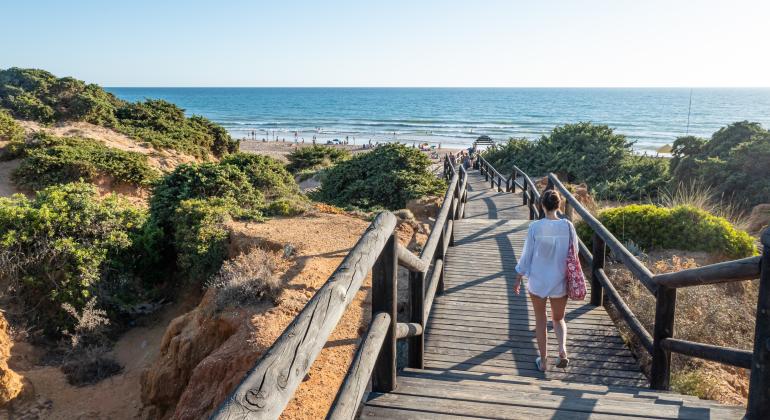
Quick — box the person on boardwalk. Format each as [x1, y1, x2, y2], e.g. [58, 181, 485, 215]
[513, 190, 576, 371]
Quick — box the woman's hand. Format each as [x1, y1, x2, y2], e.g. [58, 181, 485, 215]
[514, 273, 523, 295]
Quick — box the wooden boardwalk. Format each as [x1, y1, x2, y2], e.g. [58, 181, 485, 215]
[360, 169, 743, 419]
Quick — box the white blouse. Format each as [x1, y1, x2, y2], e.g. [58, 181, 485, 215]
[515, 218, 578, 298]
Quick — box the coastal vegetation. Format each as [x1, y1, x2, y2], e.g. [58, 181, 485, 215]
[11, 133, 160, 190]
[0, 109, 24, 151]
[670, 121, 770, 209]
[146, 153, 306, 282]
[313, 143, 445, 210]
[0, 68, 238, 158]
[286, 144, 350, 173]
[482, 122, 670, 200]
[0, 183, 148, 335]
[576, 204, 756, 259]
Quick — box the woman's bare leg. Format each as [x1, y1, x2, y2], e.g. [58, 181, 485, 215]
[550, 296, 568, 358]
[529, 293, 548, 370]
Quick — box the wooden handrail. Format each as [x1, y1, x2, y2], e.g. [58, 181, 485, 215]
[213, 212, 398, 419]
[547, 173, 657, 293]
[327, 312, 390, 420]
[653, 256, 761, 288]
[479, 156, 770, 417]
[323, 155, 468, 419]
[216, 155, 468, 419]
[661, 338, 751, 369]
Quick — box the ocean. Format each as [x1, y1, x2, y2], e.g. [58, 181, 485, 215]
[105, 88, 770, 153]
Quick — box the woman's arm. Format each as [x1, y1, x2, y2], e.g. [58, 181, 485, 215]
[515, 226, 536, 277]
[568, 220, 579, 255]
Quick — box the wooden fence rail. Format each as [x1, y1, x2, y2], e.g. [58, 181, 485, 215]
[213, 155, 468, 420]
[476, 157, 769, 419]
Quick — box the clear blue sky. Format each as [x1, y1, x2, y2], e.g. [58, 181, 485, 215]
[2, 0, 768, 87]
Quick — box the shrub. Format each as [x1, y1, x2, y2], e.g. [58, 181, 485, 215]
[576, 204, 756, 259]
[147, 155, 303, 281]
[592, 155, 670, 201]
[0, 183, 148, 335]
[171, 198, 236, 281]
[12, 133, 159, 189]
[114, 100, 238, 158]
[207, 248, 281, 309]
[149, 162, 264, 231]
[482, 123, 671, 200]
[220, 153, 303, 202]
[286, 145, 351, 173]
[313, 143, 445, 210]
[0, 108, 25, 160]
[0, 68, 119, 125]
[536, 122, 631, 185]
[0, 67, 238, 158]
[670, 121, 770, 208]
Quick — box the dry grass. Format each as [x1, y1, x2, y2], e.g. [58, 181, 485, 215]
[60, 298, 122, 386]
[604, 251, 757, 404]
[659, 181, 750, 231]
[207, 248, 283, 309]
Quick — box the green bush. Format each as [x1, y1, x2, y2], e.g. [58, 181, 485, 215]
[220, 153, 303, 202]
[0, 183, 148, 335]
[0, 67, 238, 158]
[149, 162, 264, 232]
[313, 143, 445, 210]
[575, 204, 756, 259]
[0, 108, 25, 160]
[0, 68, 119, 125]
[147, 154, 304, 281]
[12, 133, 159, 190]
[171, 198, 235, 282]
[114, 100, 238, 158]
[286, 145, 351, 173]
[592, 155, 670, 201]
[482, 123, 671, 200]
[670, 121, 770, 208]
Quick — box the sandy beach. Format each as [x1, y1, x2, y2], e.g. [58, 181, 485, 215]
[238, 139, 466, 162]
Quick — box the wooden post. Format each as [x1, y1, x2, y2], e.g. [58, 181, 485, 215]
[372, 234, 398, 392]
[747, 230, 770, 419]
[408, 270, 425, 369]
[523, 180, 528, 205]
[650, 286, 677, 390]
[590, 233, 605, 307]
[437, 226, 446, 294]
[484, 162, 488, 181]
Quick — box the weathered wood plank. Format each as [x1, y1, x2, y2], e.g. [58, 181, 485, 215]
[328, 312, 390, 420]
[214, 212, 398, 420]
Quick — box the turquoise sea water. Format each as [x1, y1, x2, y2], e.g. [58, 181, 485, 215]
[106, 88, 770, 153]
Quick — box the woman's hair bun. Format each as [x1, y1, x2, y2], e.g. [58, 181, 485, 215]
[541, 189, 561, 211]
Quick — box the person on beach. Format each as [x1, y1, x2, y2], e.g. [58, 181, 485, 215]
[513, 190, 575, 372]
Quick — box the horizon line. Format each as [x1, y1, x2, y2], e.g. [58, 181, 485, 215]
[103, 85, 770, 89]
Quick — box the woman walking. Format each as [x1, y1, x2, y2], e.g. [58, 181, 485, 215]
[513, 190, 578, 372]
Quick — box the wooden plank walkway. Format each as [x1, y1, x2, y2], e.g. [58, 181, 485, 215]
[361, 169, 743, 419]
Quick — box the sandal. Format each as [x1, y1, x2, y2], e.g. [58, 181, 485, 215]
[556, 355, 570, 369]
[535, 356, 548, 372]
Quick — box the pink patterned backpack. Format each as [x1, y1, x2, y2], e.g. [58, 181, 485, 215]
[566, 222, 587, 300]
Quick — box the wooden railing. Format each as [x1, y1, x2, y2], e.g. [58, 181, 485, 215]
[213, 156, 467, 420]
[476, 155, 541, 220]
[476, 156, 769, 418]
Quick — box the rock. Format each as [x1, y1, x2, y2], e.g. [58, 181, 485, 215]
[406, 197, 441, 220]
[0, 313, 24, 406]
[283, 244, 295, 258]
[140, 290, 266, 419]
[747, 204, 770, 235]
